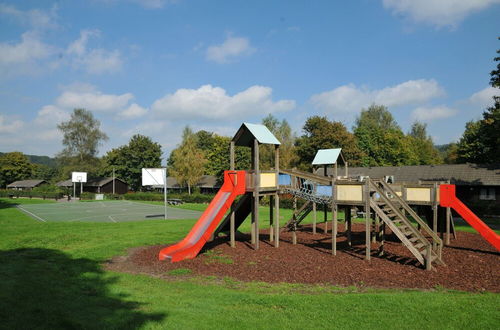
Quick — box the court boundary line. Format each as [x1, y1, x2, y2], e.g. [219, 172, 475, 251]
[17, 205, 46, 222]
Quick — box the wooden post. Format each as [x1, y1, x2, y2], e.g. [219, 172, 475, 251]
[292, 196, 297, 245]
[446, 206, 451, 245]
[346, 206, 352, 247]
[365, 178, 371, 261]
[312, 202, 317, 234]
[432, 183, 438, 250]
[269, 195, 274, 242]
[323, 165, 328, 233]
[230, 141, 235, 248]
[274, 193, 280, 248]
[332, 179, 337, 255]
[379, 221, 385, 256]
[274, 145, 280, 248]
[254, 138, 260, 250]
[372, 213, 379, 244]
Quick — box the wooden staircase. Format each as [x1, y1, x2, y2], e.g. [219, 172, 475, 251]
[369, 179, 443, 270]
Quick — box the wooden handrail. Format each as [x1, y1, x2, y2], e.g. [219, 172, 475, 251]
[379, 180, 442, 247]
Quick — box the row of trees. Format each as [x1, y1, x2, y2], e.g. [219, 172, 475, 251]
[167, 106, 443, 190]
[3, 42, 498, 192]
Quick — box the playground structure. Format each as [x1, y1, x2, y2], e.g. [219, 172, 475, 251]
[159, 123, 500, 270]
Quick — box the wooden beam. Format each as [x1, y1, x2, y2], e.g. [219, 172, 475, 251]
[332, 178, 337, 255]
[254, 138, 260, 250]
[365, 179, 371, 261]
[312, 202, 317, 235]
[230, 141, 235, 248]
[346, 206, 352, 247]
[274, 193, 280, 248]
[269, 195, 274, 242]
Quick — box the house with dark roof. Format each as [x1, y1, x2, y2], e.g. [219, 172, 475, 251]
[7, 179, 47, 190]
[56, 177, 129, 194]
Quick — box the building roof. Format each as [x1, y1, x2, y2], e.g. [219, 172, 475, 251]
[57, 177, 127, 187]
[232, 123, 281, 146]
[315, 163, 500, 186]
[56, 179, 73, 187]
[7, 179, 47, 188]
[312, 148, 343, 165]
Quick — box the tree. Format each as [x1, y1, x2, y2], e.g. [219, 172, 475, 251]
[0, 152, 35, 188]
[295, 116, 364, 170]
[57, 109, 108, 179]
[169, 127, 207, 194]
[201, 134, 252, 183]
[457, 40, 500, 164]
[354, 104, 416, 166]
[261, 114, 298, 169]
[101, 134, 162, 191]
[408, 122, 442, 165]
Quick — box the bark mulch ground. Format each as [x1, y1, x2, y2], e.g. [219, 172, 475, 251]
[105, 223, 500, 292]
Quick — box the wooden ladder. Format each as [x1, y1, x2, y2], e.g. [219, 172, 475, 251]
[369, 179, 443, 270]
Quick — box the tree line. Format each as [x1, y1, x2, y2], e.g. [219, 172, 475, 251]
[1, 42, 498, 192]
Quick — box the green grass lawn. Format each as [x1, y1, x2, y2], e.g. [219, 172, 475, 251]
[0, 198, 498, 329]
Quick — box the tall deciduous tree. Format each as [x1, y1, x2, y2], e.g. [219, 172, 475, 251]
[101, 134, 162, 191]
[295, 116, 364, 170]
[57, 109, 108, 178]
[408, 122, 442, 165]
[169, 127, 207, 194]
[457, 40, 500, 164]
[0, 152, 35, 188]
[261, 114, 297, 169]
[354, 104, 416, 166]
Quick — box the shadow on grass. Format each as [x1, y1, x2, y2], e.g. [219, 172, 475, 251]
[0, 248, 166, 329]
[0, 199, 18, 209]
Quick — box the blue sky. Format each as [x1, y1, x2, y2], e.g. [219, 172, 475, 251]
[0, 0, 499, 160]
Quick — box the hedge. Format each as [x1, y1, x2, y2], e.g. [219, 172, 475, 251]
[0, 189, 63, 200]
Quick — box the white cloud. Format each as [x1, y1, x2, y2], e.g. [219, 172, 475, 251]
[310, 79, 444, 115]
[0, 31, 54, 64]
[468, 86, 499, 109]
[0, 115, 24, 134]
[119, 103, 148, 119]
[67, 29, 124, 74]
[56, 88, 133, 112]
[206, 36, 255, 63]
[411, 106, 457, 122]
[0, 3, 59, 30]
[35, 105, 70, 125]
[152, 84, 295, 120]
[383, 0, 500, 28]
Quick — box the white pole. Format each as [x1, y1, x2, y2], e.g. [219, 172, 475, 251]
[80, 179, 83, 199]
[73, 182, 75, 199]
[113, 167, 115, 194]
[164, 167, 167, 220]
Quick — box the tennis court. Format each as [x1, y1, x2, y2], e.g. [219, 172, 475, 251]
[16, 200, 203, 223]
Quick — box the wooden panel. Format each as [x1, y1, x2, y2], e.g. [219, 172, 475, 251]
[260, 173, 277, 188]
[337, 185, 363, 202]
[406, 187, 431, 202]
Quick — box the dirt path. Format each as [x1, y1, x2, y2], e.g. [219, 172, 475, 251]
[105, 223, 500, 292]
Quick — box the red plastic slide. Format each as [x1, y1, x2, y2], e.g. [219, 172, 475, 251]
[440, 184, 500, 251]
[158, 170, 246, 262]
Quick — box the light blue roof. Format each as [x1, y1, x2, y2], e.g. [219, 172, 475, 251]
[312, 148, 342, 165]
[243, 123, 281, 145]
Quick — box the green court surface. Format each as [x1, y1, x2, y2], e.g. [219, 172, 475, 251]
[16, 200, 203, 223]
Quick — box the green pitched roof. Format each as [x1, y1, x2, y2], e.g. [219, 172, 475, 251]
[312, 148, 343, 165]
[232, 122, 281, 146]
